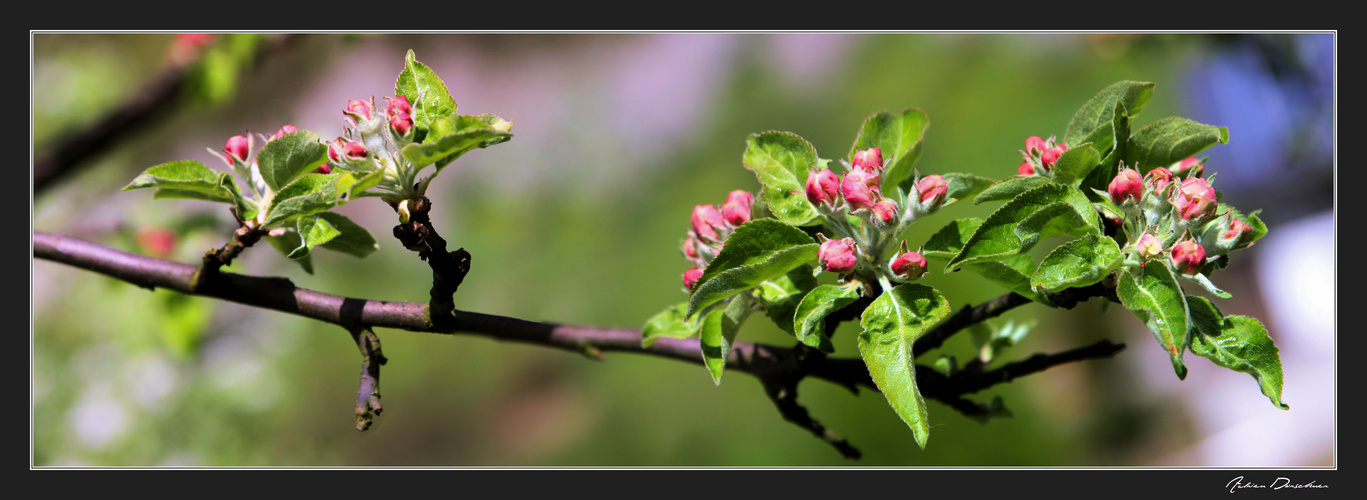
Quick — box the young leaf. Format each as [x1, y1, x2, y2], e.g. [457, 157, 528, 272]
[1184, 272, 1232, 299]
[1064, 80, 1154, 147]
[1117, 263, 1191, 379]
[922, 218, 982, 260]
[255, 130, 327, 192]
[395, 49, 457, 137]
[945, 183, 1098, 271]
[1079, 100, 1133, 200]
[123, 160, 237, 203]
[1049, 143, 1102, 188]
[641, 302, 702, 347]
[262, 173, 353, 227]
[287, 214, 341, 259]
[1031, 232, 1123, 293]
[847, 108, 929, 195]
[791, 283, 862, 352]
[264, 229, 314, 274]
[1126, 117, 1230, 172]
[315, 212, 378, 258]
[700, 294, 752, 385]
[400, 114, 513, 171]
[687, 219, 819, 318]
[942, 172, 994, 207]
[741, 131, 821, 226]
[1187, 297, 1288, 409]
[755, 264, 818, 336]
[972, 175, 1052, 205]
[966, 256, 1053, 305]
[858, 283, 951, 449]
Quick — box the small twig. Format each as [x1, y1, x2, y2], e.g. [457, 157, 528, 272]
[914, 292, 1034, 359]
[350, 327, 387, 431]
[732, 343, 862, 459]
[390, 197, 471, 327]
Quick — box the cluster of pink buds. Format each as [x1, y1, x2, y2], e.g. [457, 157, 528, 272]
[804, 147, 949, 226]
[1017, 136, 1069, 176]
[680, 190, 755, 290]
[216, 124, 330, 198]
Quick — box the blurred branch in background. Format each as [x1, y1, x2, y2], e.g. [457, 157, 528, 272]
[33, 34, 297, 194]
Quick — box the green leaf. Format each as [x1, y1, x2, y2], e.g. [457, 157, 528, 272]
[688, 219, 819, 318]
[316, 212, 378, 258]
[700, 295, 752, 385]
[742, 131, 822, 226]
[1187, 297, 1288, 409]
[1050, 144, 1102, 188]
[942, 172, 994, 207]
[263, 173, 352, 227]
[400, 114, 513, 171]
[287, 214, 341, 259]
[123, 160, 236, 203]
[255, 130, 327, 192]
[972, 175, 1052, 204]
[395, 49, 457, 137]
[858, 284, 951, 449]
[848, 108, 929, 195]
[1031, 233, 1123, 292]
[755, 264, 818, 336]
[1183, 271, 1232, 299]
[1117, 263, 1191, 379]
[791, 283, 862, 352]
[1064, 81, 1154, 147]
[1126, 117, 1230, 172]
[1080, 100, 1133, 201]
[922, 218, 982, 260]
[641, 302, 702, 347]
[264, 229, 314, 274]
[967, 256, 1053, 305]
[945, 183, 1098, 271]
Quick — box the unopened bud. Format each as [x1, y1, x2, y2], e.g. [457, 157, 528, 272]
[1108, 168, 1144, 205]
[1025, 136, 1046, 155]
[329, 138, 368, 162]
[1040, 145, 1065, 168]
[805, 169, 841, 207]
[683, 237, 700, 259]
[721, 190, 754, 227]
[390, 110, 414, 136]
[852, 147, 884, 172]
[386, 96, 413, 117]
[223, 134, 251, 164]
[1170, 238, 1206, 275]
[1171, 177, 1218, 221]
[1222, 217, 1254, 248]
[683, 267, 705, 290]
[890, 251, 928, 279]
[1018, 161, 1036, 176]
[818, 237, 858, 274]
[1171, 156, 1202, 175]
[346, 98, 373, 121]
[314, 163, 332, 174]
[1135, 233, 1164, 259]
[841, 170, 879, 210]
[1146, 167, 1174, 195]
[269, 124, 298, 142]
[871, 198, 899, 225]
[397, 199, 412, 224]
[917, 174, 948, 208]
[691, 204, 727, 242]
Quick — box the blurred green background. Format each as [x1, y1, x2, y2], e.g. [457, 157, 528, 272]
[31, 33, 1334, 466]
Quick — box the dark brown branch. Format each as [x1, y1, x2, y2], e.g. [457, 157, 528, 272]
[389, 196, 469, 327]
[913, 292, 1035, 358]
[33, 34, 296, 194]
[198, 223, 268, 277]
[351, 327, 386, 431]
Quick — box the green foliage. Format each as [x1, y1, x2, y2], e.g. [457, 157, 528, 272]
[641, 302, 700, 347]
[1126, 117, 1230, 172]
[123, 160, 239, 203]
[396, 49, 458, 139]
[401, 114, 513, 173]
[741, 131, 823, 226]
[700, 295, 753, 385]
[848, 108, 929, 196]
[1187, 297, 1288, 409]
[755, 264, 819, 336]
[1117, 263, 1191, 379]
[256, 131, 328, 192]
[945, 183, 1099, 271]
[1064, 80, 1154, 150]
[1049, 144, 1102, 188]
[858, 284, 951, 449]
[973, 176, 1052, 204]
[1031, 233, 1122, 293]
[791, 283, 861, 352]
[686, 219, 819, 318]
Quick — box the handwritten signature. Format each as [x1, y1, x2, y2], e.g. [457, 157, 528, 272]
[1227, 476, 1329, 493]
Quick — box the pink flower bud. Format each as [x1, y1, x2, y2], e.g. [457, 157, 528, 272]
[721, 190, 754, 227]
[346, 98, 373, 121]
[871, 198, 899, 225]
[841, 171, 878, 210]
[390, 110, 414, 136]
[890, 251, 927, 279]
[1018, 162, 1036, 176]
[818, 238, 858, 274]
[683, 267, 705, 289]
[852, 147, 884, 172]
[386, 96, 413, 117]
[1171, 177, 1218, 221]
[1170, 239, 1206, 275]
[314, 163, 332, 174]
[1146, 167, 1174, 195]
[805, 169, 841, 206]
[1135, 233, 1164, 259]
[269, 124, 299, 142]
[917, 174, 948, 207]
[329, 138, 367, 162]
[1108, 168, 1144, 204]
[691, 204, 727, 242]
[1040, 146, 1065, 168]
[1025, 136, 1046, 155]
[223, 134, 251, 164]
[1221, 217, 1255, 248]
[327, 137, 345, 162]
[683, 237, 699, 259]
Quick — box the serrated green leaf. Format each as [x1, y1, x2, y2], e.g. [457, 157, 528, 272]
[848, 108, 929, 195]
[1117, 263, 1190, 379]
[942, 172, 994, 207]
[642, 302, 703, 347]
[687, 219, 819, 318]
[1050, 144, 1102, 187]
[742, 131, 821, 226]
[1126, 117, 1230, 171]
[922, 218, 982, 260]
[400, 114, 513, 171]
[946, 183, 1098, 271]
[858, 284, 951, 449]
[967, 256, 1053, 305]
[287, 214, 341, 259]
[1080, 100, 1133, 201]
[756, 264, 818, 336]
[1064, 81, 1154, 147]
[972, 175, 1052, 204]
[1187, 297, 1288, 409]
[395, 49, 457, 137]
[1184, 271, 1232, 298]
[263, 173, 352, 227]
[792, 283, 861, 352]
[264, 229, 314, 274]
[124, 160, 237, 203]
[700, 295, 752, 385]
[1031, 233, 1123, 292]
[316, 212, 378, 258]
[255, 130, 327, 192]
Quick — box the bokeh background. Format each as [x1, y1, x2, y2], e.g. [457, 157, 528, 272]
[31, 32, 1335, 466]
